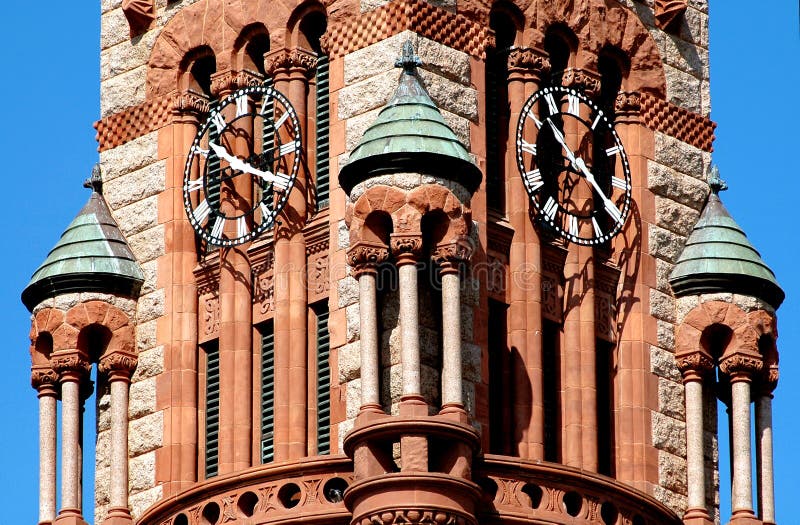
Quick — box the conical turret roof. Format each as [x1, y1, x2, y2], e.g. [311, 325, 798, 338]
[21, 165, 145, 311]
[669, 167, 784, 309]
[338, 40, 482, 195]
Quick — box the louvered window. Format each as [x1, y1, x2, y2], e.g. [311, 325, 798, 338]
[542, 320, 561, 462]
[316, 306, 331, 454]
[315, 55, 330, 209]
[260, 321, 276, 463]
[204, 340, 220, 478]
[260, 78, 275, 220]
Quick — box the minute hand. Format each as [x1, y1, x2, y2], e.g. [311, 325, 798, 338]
[574, 157, 623, 223]
[547, 118, 577, 165]
[209, 142, 289, 190]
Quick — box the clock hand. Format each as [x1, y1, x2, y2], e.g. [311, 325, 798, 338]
[573, 157, 623, 224]
[546, 118, 577, 165]
[209, 142, 290, 190]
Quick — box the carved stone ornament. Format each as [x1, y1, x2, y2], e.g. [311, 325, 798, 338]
[655, 0, 688, 31]
[675, 351, 714, 376]
[98, 352, 138, 378]
[210, 69, 264, 98]
[359, 508, 470, 525]
[203, 296, 221, 336]
[51, 354, 91, 378]
[121, 0, 155, 36]
[172, 90, 210, 117]
[31, 367, 59, 390]
[348, 241, 390, 276]
[390, 233, 423, 263]
[719, 353, 764, 378]
[560, 68, 601, 98]
[265, 49, 319, 78]
[433, 238, 474, 269]
[310, 254, 330, 296]
[614, 91, 642, 117]
[507, 48, 550, 77]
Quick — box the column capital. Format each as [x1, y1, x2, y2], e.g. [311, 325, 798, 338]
[210, 68, 264, 98]
[675, 351, 714, 383]
[31, 367, 59, 395]
[433, 238, 473, 275]
[390, 232, 423, 266]
[720, 353, 763, 382]
[51, 353, 91, 383]
[265, 48, 318, 79]
[614, 91, 642, 123]
[99, 352, 138, 382]
[507, 47, 550, 82]
[559, 67, 602, 98]
[348, 240, 390, 277]
[171, 89, 210, 119]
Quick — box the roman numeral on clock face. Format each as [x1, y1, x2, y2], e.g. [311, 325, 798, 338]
[544, 93, 559, 115]
[567, 94, 580, 117]
[192, 199, 211, 224]
[237, 217, 248, 239]
[273, 110, 290, 130]
[592, 217, 603, 238]
[520, 140, 537, 156]
[523, 169, 543, 191]
[612, 177, 629, 190]
[528, 112, 542, 128]
[212, 112, 226, 132]
[277, 141, 297, 157]
[235, 94, 248, 117]
[210, 216, 225, 240]
[543, 196, 558, 220]
[186, 178, 203, 193]
[606, 145, 621, 157]
[569, 215, 579, 237]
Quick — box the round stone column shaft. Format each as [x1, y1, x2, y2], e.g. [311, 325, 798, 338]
[359, 271, 380, 408]
[398, 261, 420, 397]
[684, 377, 706, 513]
[60, 374, 83, 515]
[34, 370, 58, 524]
[756, 393, 775, 524]
[730, 375, 755, 517]
[440, 269, 462, 408]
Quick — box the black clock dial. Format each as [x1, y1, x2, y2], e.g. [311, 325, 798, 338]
[515, 85, 631, 245]
[183, 85, 302, 247]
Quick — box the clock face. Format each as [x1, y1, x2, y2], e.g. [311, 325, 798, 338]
[515, 85, 632, 245]
[183, 85, 302, 247]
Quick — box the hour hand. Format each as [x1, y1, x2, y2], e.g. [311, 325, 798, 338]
[209, 142, 289, 190]
[546, 119, 577, 165]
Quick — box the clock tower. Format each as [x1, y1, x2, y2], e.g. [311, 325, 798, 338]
[22, 1, 785, 525]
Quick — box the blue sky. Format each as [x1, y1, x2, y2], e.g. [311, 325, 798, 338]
[0, 2, 796, 523]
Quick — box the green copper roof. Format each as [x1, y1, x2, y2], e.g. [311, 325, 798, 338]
[338, 40, 482, 194]
[669, 167, 784, 309]
[21, 166, 145, 311]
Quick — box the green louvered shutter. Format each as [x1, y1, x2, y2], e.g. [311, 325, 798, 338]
[204, 341, 220, 478]
[260, 321, 275, 463]
[316, 307, 331, 454]
[203, 100, 221, 253]
[485, 53, 502, 213]
[261, 78, 275, 220]
[315, 56, 330, 210]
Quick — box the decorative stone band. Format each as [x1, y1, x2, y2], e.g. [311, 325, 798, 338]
[719, 353, 764, 381]
[558, 68, 602, 98]
[51, 354, 92, 381]
[30, 367, 59, 391]
[172, 90, 211, 118]
[320, 0, 493, 60]
[675, 351, 714, 382]
[210, 69, 265, 98]
[640, 91, 716, 151]
[615, 91, 642, 120]
[348, 241, 390, 277]
[390, 233, 424, 265]
[265, 49, 319, 78]
[94, 94, 173, 152]
[98, 352, 138, 381]
[358, 508, 472, 525]
[507, 48, 550, 79]
[432, 238, 473, 273]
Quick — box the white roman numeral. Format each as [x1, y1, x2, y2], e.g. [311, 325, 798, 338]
[544, 93, 559, 115]
[210, 216, 225, 240]
[592, 217, 603, 238]
[191, 145, 209, 157]
[591, 113, 603, 130]
[520, 140, 537, 156]
[235, 94, 248, 117]
[273, 110, 290, 129]
[186, 178, 203, 193]
[260, 98, 273, 115]
[259, 202, 272, 219]
[272, 172, 291, 191]
[612, 177, 629, 190]
[567, 94, 580, 117]
[528, 112, 542, 128]
[212, 112, 226, 132]
[237, 217, 248, 239]
[543, 196, 558, 220]
[569, 215, 579, 237]
[605, 201, 622, 224]
[278, 141, 298, 157]
[192, 199, 211, 224]
[606, 145, 621, 157]
[523, 169, 543, 191]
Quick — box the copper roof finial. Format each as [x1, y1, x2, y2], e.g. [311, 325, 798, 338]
[84, 163, 104, 194]
[708, 164, 727, 194]
[395, 39, 422, 73]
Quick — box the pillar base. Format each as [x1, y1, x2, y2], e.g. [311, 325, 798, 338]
[357, 404, 385, 423]
[54, 509, 88, 525]
[727, 510, 761, 525]
[102, 507, 133, 525]
[399, 395, 428, 417]
[683, 508, 713, 525]
[439, 403, 468, 423]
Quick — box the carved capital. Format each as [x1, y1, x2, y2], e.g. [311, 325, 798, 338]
[507, 48, 550, 79]
[560, 68, 601, 98]
[172, 90, 210, 117]
[348, 240, 390, 276]
[432, 238, 473, 272]
[675, 351, 714, 382]
[121, 0, 155, 36]
[51, 354, 91, 381]
[210, 69, 264, 98]
[614, 91, 642, 118]
[99, 352, 138, 381]
[719, 353, 763, 380]
[265, 49, 318, 78]
[390, 232, 423, 265]
[31, 367, 59, 392]
[655, 0, 688, 31]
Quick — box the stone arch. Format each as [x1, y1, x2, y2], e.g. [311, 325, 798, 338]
[232, 22, 271, 74]
[406, 185, 470, 241]
[30, 308, 66, 365]
[523, 0, 666, 95]
[348, 185, 407, 244]
[287, 0, 328, 51]
[147, 0, 292, 98]
[63, 301, 136, 359]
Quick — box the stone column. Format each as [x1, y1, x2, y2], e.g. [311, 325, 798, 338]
[52, 354, 90, 524]
[720, 355, 762, 523]
[676, 352, 714, 525]
[348, 241, 390, 415]
[391, 232, 424, 415]
[756, 383, 776, 525]
[99, 353, 137, 525]
[434, 239, 472, 418]
[32, 368, 59, 525]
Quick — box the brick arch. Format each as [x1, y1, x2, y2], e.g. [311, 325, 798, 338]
[146, 0, 292, 98]
[29, 308, 65, 366]
[406, 185, 470, 241]
[61, 301, 136, 358]
[523, 0, 666, 96]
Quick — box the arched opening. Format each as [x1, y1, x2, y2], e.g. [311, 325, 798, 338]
[234, 24, 270, 76]
[181, 46, 217, 96]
